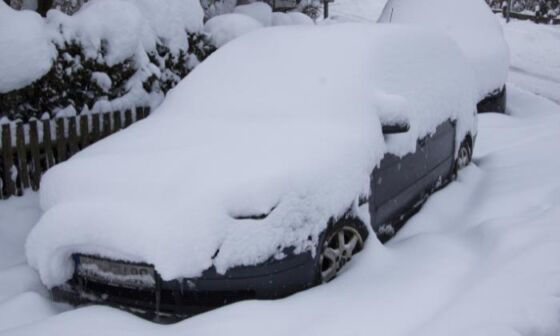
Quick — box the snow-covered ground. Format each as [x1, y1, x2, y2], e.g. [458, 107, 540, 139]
[1, 15, 560, 336]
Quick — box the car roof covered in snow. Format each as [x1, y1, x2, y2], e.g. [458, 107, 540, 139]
[27, 23, 478, 287]
[378, 0, 510, 100]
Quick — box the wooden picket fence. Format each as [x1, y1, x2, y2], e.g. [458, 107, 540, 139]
[0, 107, 151, 199]
[493, 9, 560, 24]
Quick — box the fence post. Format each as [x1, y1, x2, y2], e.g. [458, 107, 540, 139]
[28, 121, 41, 191]
[68, 117, 78, 156]
[43, 120, 55, 169]
[1, 124, 16, 198]
[56, 118, 67, 163]
[15, 123, 30, 190]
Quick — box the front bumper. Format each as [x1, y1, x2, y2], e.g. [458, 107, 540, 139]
[51, 252, 317, 321]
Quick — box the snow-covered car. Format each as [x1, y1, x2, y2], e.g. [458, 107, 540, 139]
[26, 24, 478, 319]
[378, 0, 510, 113]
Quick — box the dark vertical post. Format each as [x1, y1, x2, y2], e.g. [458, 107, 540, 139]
[16, 123, 30, 190]
[507, 0, 512, 22]
[28, 121, 41, 191]
[1, 124, 16, 198]
[37, 0, 54, 17]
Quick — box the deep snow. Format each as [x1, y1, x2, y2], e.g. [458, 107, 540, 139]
[1, 13, 560, 336]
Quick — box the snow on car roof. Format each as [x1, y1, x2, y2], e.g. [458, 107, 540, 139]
[26, 24, 477, 287]
[378, 0, 510, 100]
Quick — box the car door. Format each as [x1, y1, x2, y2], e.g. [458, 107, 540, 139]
[423, 120, 456, 189]
[370, 120, 456, 233]
[370, 136, 429, 231]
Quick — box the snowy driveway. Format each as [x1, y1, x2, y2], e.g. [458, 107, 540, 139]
[1, 20, 560, 336]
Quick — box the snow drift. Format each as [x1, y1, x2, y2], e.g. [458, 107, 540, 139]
[378, 0, 510, 101]
[26, 24, 478, 288]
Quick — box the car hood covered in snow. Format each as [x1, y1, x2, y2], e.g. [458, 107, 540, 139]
[26, 24, 478, 288]
[378, 0, 510, 100]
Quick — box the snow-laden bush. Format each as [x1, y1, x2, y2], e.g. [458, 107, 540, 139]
[0, 0, 214, 122]
[204, 2, 313, 47]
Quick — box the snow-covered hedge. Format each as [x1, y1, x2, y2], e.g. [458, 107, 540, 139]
[0, 0, 214, 122]
[204, 2, 313, 48]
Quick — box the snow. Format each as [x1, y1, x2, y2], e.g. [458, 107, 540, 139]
[378, 0, 510, 101]
[0, 193, 41, 270]
[121, 0, 204, 54]
[329, 0, 387, 22]
[504, 19, 560, 103]
[286, 12, 314, 25]
[25, 23, 477, 288]
[205, 5, 313, 47]
[1, 12, 560, 336]
[0, 2, 57, 93]
[48, 0, 204, 64]
[48, 1, 152, 66]
[203, 13, 264, 47]
[3, 82, 560, 335]
[272, 12, 314, 26]
[234, 2, 273, 26]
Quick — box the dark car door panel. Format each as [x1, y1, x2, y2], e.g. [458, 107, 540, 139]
[371, 120, 456, 232]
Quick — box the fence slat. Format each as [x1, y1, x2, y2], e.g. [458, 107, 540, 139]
[80, 115, 90, 149]
[124, 109, 133, 127]
[113, 110, 122, 132]
[68, 118, 78, 156]
[137, 107, 148, 120]
[102, 112, 112, 138]
[2, 106, 150, 199]
[56, 118, 67, 163]
[1, 124, 16, 198]
[43, 120, 55, 169]
[16, 123, 30, 190]
[92, 113, 101, 143]
[28, 121, 41, 191]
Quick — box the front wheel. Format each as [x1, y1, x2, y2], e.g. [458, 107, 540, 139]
[318, 222, 365, 283]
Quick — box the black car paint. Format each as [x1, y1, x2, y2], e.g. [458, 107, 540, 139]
[51, 119, 469, 320]
[477, 86, 507, 113]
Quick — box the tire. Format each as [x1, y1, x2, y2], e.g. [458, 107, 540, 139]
[316, 219, 366, 284]
[454, 139, 472, 174]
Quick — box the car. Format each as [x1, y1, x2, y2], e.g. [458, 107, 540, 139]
[378, 0, 510, 113]
[26, 23, 478, 320]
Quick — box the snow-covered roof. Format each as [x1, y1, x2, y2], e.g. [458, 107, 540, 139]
[0, 3, 56, 93]
[378, 0, 510, 100]
[27, 24, 478, 287]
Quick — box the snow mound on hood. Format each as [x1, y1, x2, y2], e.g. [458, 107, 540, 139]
[0, 2, 56, 93]
[26, 24, 477, 288]
[378, 0, 510, 100]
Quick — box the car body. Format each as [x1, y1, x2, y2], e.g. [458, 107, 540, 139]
[378, 0, 510, 113]
[26, 24, 478, 320]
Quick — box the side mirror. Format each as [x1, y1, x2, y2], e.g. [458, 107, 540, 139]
[382, 122, 410, 135]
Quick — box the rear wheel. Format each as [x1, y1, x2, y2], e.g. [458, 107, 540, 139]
[318, 222, 365, 283]
[455, 139, 472, 173]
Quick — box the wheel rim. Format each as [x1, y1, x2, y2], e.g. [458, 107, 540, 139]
[320, 226, 364, 283]
[457, 145, 470, 170]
